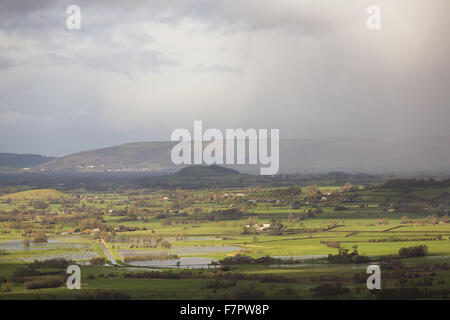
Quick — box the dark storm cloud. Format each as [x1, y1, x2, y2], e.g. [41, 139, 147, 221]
[0, 0, 58, 14]
[0, 0, 62, 30]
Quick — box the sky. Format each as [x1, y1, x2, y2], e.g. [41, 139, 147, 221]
[0, 0, 449, 156]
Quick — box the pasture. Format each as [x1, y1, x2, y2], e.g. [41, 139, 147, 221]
[0, 179, 449, 299]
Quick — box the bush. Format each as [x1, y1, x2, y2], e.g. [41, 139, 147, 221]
[353, 255, 371, 263]
[13, 267, 42, 277]
[327, 247, 367, 263]
[123, 253, 178, 263]
[229, 287, 266, 300]
[75, 290, 130, 300]
[29, 258, 73, 269]
[375, 287, 431, 300]
[32, 232, 47, 243]
[220, 265, 231, 272]
[89, 257, 106, 266]
[204, 280, 236, 290]
[353, 272, 367, 284]
[398, 245, 428, 257]
[24, 278, 64, 290]
[0, 282, 12, 292]
[311, 283, 349, 298]
[271, 287, 300, 300]
[154, 212, 169, 219]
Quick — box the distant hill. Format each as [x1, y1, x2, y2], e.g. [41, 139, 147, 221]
[32, 136, 450, 175]
[176, 165, 239, 177]
[35, 141, 177, 173]
[0, 153, 56, 172]
[138, 165, 262, 189]
[0, 189, 67, 200]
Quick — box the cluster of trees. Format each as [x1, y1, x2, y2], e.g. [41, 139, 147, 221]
[398, 245, 428, 257]
[123, 268, 298, 285]
[369, 235, 444, 242]
[383, 178, 450, 189]
[200, 208, 243, 221]
[374, 287, 433, 300]
[203, 280, 236, 290]
[219, 254, 284, 266]
[327, 246, 370, 263]
[29, 258, 74, 269]
[28, 200, 48, 210]
[32, 232, 47, 243]
[24, 278, 64, 290]
[123, 253, 178, 263]
[89, 257, 106, 266]
[124, 270, 192, 280]
[78, 218, 106, 230]
[310, 283, 350, 298]
[273, 186, 302, 197]
[74, 290, 131, 300]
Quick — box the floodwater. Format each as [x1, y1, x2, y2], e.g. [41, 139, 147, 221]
[19, 251, 99, 262]
[118, 245, 240, 256]
[273, 255, 328, 261]
[165, 237, 220, 241]
[118, 245, 238, 269]
[0, 238, 87, 251]
[0, 237, 98, 262]
[267, 255, 328, 268]
[126, 257, 217, 269]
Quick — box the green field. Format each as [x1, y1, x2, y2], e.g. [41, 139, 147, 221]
[0, 179, 449, 299]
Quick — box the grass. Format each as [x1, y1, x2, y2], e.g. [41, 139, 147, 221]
[0, 181, 449, 299]
[0, 189, 67, 200]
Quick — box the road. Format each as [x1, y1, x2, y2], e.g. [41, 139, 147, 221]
[99, 239, 118, 266]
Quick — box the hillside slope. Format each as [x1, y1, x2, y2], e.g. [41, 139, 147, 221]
[176, 165, 239, 177]
[36, 141, 177, 173]
[0, 153, 56, 172]
[33, 136, 450, 175]
[0, 189, 67, 200]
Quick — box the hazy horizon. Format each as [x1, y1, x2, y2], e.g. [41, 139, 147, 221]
[2, 134, 450, 158]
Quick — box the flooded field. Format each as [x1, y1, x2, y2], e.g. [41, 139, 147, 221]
[0, 236, 99, 262]
[273, 255, 328, 261]
[19, 251, 99, 262]
[114, 244, 241, 269]
[0, 237, 88, 251]
[165, 237, 220, 241]
[118, 245, 240, 255]
[126, 257, 217, 269]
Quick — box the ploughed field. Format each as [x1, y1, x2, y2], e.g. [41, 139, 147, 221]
[0, 181, 449, 299]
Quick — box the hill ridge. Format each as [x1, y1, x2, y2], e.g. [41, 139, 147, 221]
[11, 135, 450, 175]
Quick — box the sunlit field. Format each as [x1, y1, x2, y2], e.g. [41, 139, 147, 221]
[0, 178, 449, 299]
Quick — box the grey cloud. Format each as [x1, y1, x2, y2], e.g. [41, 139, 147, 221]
[0, 0, 449, 156]
[0, 57, 12, 69]
[0, 0, 58, 14]
[193, 64, 241, 74]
